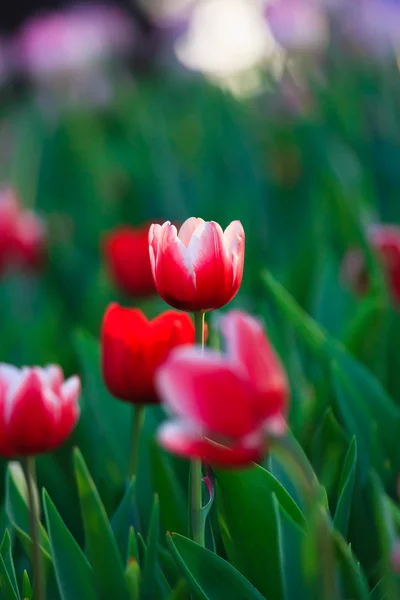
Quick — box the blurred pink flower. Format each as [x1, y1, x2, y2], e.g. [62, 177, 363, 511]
[265, 0, 329, 52]
[16, 3, 136, 80]
[0, 188, 46, 274]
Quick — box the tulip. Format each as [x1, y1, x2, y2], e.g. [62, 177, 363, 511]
[101, 304, 197, 404]
[104, 226, 156, 298]
[101, 304, 197, 476]
[0, 363, 80, 600]
[156, 310, 288, 467]
[0, 364, 80, 457]
[0, 188, 46, 275]
[342, 224, 400, 305]
[149, 218, 245, 312]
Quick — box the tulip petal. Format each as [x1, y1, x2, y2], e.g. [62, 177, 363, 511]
[223, 220, 245, 284]
[101, 304, 150, 402]
[0, 390, 16, 458]
[105, 225, 156, 297]
[5, 370, 61, 455]
[44, 364, 64, 394]
[156, 347, 258, 437]
[150, 222, 197, 309]
[158, 419, 264, 467]
[0, 364, 21, 391]
[221, 311, 288, 419]
[178, 217, 204, 246]
[185, 221, 235, 310]
[51, 376, 81, 448]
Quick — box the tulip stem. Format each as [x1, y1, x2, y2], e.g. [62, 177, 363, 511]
[129, 404, 145, 478]
[191, 312, 206, 547]
[23, 456, 45, 600]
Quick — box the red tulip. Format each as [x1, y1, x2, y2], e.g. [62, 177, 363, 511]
[13, 210, 47, 270]
[0, 364, 80, 457]
[104, 226, 156, 298]
[342, 224, 400, 305]
[149, 217, 245, 312]
[156, 310, 288, 467]
[101, 304, 197, 404]
[0, 189, 46, 274]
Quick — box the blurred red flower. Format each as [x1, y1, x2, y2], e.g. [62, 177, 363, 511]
[0, 364, 80, 457]
[101, 304, 197, 404]
[342, 224, 400, 305]
[104, 226, 156, 298]
[149, 217, 245, 312]
[0, 189, 46, 275]
[156, 310, 289, 467]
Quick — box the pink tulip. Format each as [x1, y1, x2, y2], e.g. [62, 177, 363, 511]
[0, 364, 80, 457]
[149, 218, 245, 312]
[156, 310, 288, 467]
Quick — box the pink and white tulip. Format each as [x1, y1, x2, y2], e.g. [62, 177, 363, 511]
[156, 310, 288, 467]
[0, 364, 80, 457]
[149, 218, 245, 312]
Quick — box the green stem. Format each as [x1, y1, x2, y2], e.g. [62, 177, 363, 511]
[129, 404, 145, 478]
[23, 457, 45, 600]
[191, 312, 206, 546]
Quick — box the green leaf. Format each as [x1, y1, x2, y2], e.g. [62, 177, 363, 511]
[140, 496, 170, 600]
[127, 527, 139, 564]
[0, 531, 19, 599]
[334, 532, 369, 600]
[370, 472, 400, 600]
[0, 555, 18, 600]
[275, 499, 309, 600]
[43, 489, 97, 600]
[333, 437, 357, 537]
[370, 579, 386, 600]
[166, 580, 189, 600]
[151, 442, 187, 536]
[215, 464, 295, 599]
[263, 269, 400, 486]
[73, 330, 129, 509]
[333, 437, 357, 538]
[21, 571, 32, 600]
[310, 409, 350, 507]
[73, 448, 130, 600]
[126, 558, 140, 600]
[167, 533, 264, 600]
[111, 478, 140, 562]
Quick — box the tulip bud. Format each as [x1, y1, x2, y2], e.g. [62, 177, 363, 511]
[149, 218, 245, 312]
[0, 364, 80, 457]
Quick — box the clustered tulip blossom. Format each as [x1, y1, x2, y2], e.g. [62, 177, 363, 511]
[0, 364, 80, 457]
[156, 310, 288, 467]
[103, 225, 156, 298]
[342, 224, 400, 305]
[101, 304, 197, 404]
[0, 188, 46, 275]
[149, 217, 245, 312]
